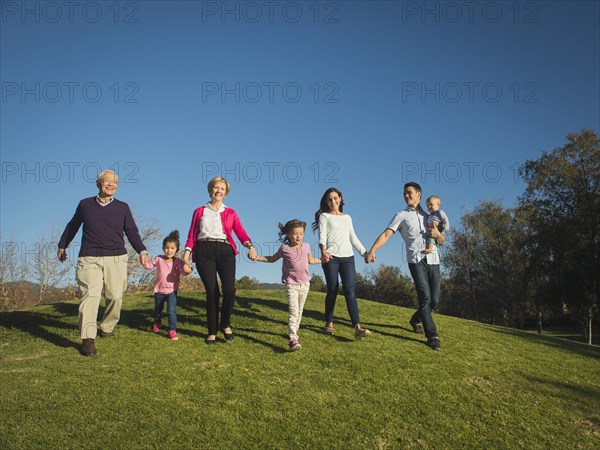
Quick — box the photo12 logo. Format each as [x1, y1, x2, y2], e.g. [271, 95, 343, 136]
[1, 240, 79, 264]
[200, 1, 340, 24]
[201, 161, 340, 184]
[1, 1, 140, 24]
[400, 1, 540, 24]
[1, 82, 140, 104]
[401, 161, 525, 184]
[401, 81, 539, 104]
[201, 81, 339, 104]
[1, 162, 140, 184]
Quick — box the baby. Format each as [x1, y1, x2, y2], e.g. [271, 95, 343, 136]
[421, 195, 449, 254]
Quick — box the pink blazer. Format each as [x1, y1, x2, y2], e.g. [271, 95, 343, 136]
[185, 205, 251, 256]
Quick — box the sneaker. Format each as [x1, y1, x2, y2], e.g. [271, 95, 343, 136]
[355, 328, 371, 339]
[168, 330, 179, 340]
[152, 321, 161, 333]
[409, 319, 424, 334]
[323, 323, 335, 336]
[81, 339, 97, 357]
[289, 339, 302, 351]
[427, 337, 441, 350]
[99, 329, 114, 338]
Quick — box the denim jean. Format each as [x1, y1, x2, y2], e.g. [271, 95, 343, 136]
[408, 259, 440, 339]
[154, 291, 177, 331]
[322, 256, 360, 326]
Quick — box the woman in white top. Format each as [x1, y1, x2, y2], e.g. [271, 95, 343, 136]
[312, 188, 371, 339]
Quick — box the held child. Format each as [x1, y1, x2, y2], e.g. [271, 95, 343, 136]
[421, 195, 450, 254]
[144, 230, 193, 340]
[252, 220, 321, 351]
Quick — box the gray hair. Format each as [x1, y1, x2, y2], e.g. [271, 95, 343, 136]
[96, 170, 119, 187]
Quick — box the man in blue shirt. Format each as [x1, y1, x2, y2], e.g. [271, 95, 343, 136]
[366, 182, 444, 350]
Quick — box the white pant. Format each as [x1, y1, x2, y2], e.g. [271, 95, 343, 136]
[285, 282, 310, 341]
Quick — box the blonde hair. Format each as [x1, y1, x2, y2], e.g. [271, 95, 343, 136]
[96, 170, 118, 188]
[207, 176, 231, 196]
[426, 195, 441, 205]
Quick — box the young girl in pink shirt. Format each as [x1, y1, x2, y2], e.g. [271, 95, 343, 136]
[252, 220, 321, 351]
[144, 231, 193, 340]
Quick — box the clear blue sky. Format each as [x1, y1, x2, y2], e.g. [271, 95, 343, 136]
[1, 0, 599, 283]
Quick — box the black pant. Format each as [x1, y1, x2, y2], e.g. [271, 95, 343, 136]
[194, 241, 236, 335]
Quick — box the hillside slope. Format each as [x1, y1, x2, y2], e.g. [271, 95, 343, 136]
[1, 290, 598, 449]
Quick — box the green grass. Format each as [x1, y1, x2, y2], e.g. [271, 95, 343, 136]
[1, 290, 599, 449]
[524, 324, 600, 346]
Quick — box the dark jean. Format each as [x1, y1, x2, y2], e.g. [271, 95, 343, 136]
[194, 241, 236, 335]
[322, 256, 360, 326]
[408, 259, 440, 339]
[154, 291, 177, 331]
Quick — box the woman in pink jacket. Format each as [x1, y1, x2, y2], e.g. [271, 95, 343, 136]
[183, 176, 257, 345]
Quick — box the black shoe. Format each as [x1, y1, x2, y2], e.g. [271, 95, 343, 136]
[81, 339, 97, 356]
[222, 330, 235, 341]
[204, 337, 217, 345]
[409, 320, 424, 334]
[426, 337, 441, 351]
[99, 329, 114, 338]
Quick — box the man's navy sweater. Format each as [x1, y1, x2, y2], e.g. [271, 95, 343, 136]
[58, 197, 146, 257]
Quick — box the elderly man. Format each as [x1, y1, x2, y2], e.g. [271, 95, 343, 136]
[58, 170, 148, 356]
[366, 182, 445, 350]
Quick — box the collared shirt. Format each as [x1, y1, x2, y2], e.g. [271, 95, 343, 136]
[198, 203, 228, 240]
[96, 196, 114, 207]
[386, 206, 440, 265]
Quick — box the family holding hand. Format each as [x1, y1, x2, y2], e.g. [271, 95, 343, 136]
[58, 171, 446, 356]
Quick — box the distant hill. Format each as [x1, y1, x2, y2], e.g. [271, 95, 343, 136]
[258, 282, 284, 290]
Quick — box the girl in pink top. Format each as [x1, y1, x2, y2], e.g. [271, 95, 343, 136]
[252, 220, 321, 351]
[144, 231, 193, 340]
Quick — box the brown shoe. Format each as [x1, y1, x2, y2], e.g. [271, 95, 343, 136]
[355, 328, 371, 339]
[81, 339, 97, 356]
[99, 329, 114, 338]
[323, 323, 335, 336]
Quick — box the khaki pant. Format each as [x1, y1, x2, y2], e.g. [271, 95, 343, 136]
[76, 255, 128, 340]
[285, 282, 310, 341]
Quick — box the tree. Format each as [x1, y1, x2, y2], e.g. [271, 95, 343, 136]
[444, 212, 483, 321]
[0, 236, 28, 310]
[445, 201, 529, 326]
[355, 272, 374, 300]
[310, 274, 326, 293]
[236, 276, 260, 289]
[373, 265, 417, 307]
[125, 214, 162, 292]
[519, 129, 600, 344]
[31, 230, 73, 305]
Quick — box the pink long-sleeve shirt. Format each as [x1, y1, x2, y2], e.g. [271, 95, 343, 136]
[144, 256, 189, 294]
[185, 205, 251, 256]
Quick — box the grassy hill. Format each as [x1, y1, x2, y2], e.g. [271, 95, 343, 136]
[1, 290, 599, 449]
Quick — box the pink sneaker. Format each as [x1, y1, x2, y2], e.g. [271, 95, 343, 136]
[288, 339, 302, 351]
[168, 330, 179, 340]
[152, 321, 161, 333]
